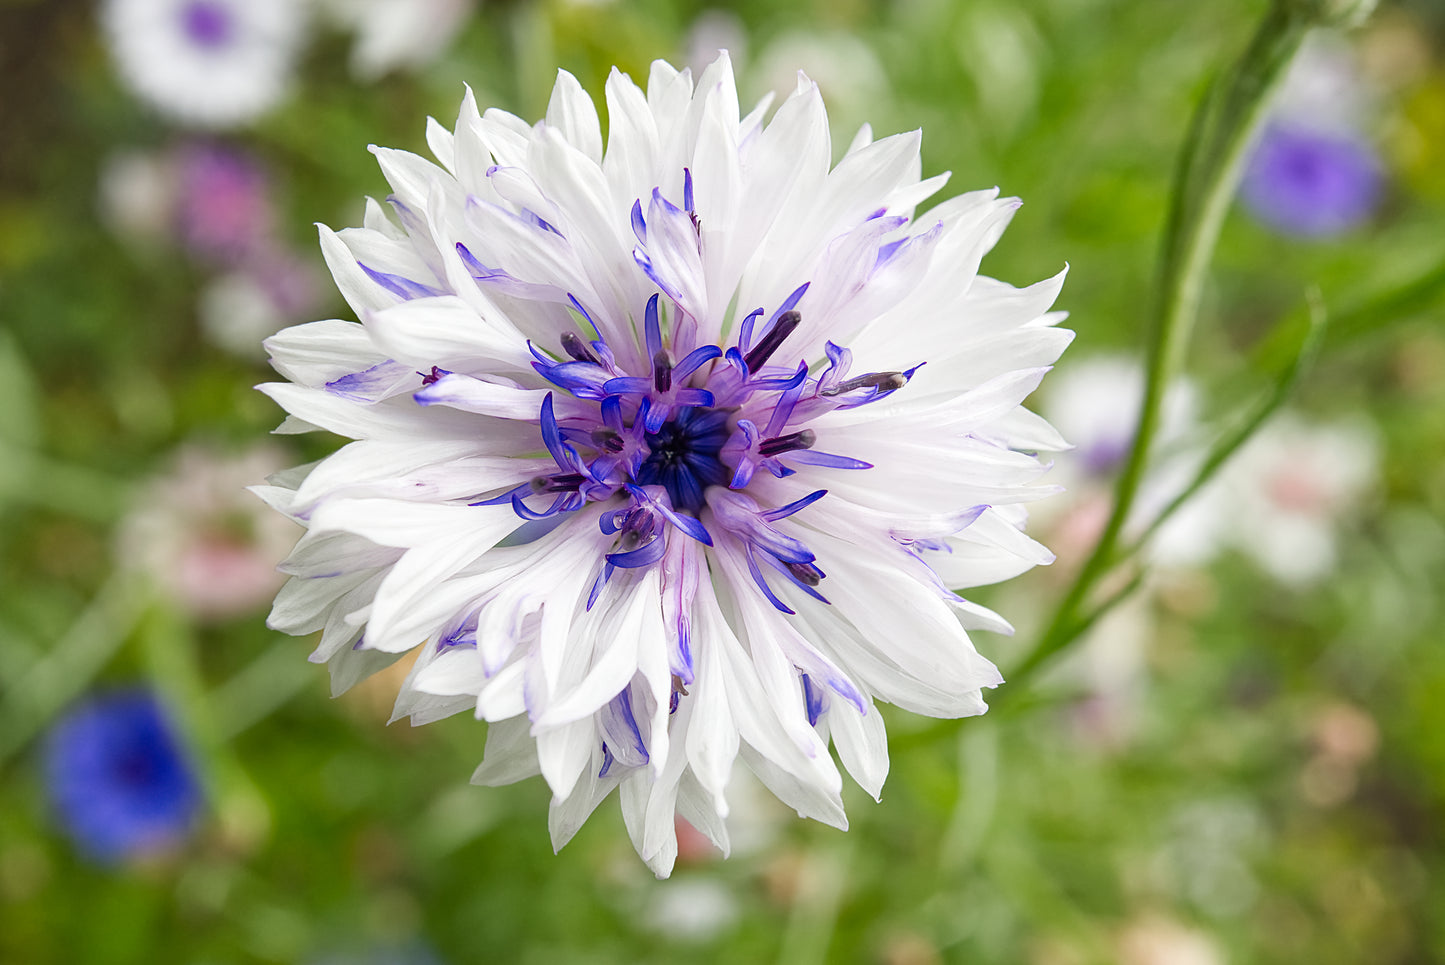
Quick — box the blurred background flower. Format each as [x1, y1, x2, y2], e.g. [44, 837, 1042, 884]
[172, 142, 277, 264]
[116, 443, 301, 620]
[1240, 122, 1385, 236]
[1217, 412, 1379, 585]
[43, 689, 203, 865]
[101, 0, 307, 128]
[320, 0, 478, 80]
[1241, 32, 1388, 236]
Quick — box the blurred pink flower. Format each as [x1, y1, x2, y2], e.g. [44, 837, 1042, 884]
[174, 142, 276, 263]
[118, 444, 301, 620]
[1221, 413, 1378, 585]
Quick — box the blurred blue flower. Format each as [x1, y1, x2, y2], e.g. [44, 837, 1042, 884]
[43, 689, 203, 864]
[1240, 122, 1384, 237]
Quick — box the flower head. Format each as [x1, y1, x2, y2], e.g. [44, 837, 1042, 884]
[257, 56, 1069, 876]
[43, 689, 203, 864]
[102, 0, 305, 128]
[1240, 122, 1384, 237]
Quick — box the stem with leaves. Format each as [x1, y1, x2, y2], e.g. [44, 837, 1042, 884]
[1007, 0, 1325, 691]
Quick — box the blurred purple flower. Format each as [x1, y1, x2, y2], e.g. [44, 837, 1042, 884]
[43, 690, 203, 864]
[175, 142, 276, 263]
[1240, 122, 1384, 237]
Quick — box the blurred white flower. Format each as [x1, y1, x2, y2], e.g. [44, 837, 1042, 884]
[1116, 914, 1225, 965]
[1039, 354, 1223, 569]
[199, 249, 325, 356]
[256, 55, 1069, 876]
[1044, 355, 1196, 481]
[1221, 413, 1378, 585]
[102, 0, 305, 128]
[683, 10, 748, 78]
[1274, 32, 1378, 133]
[750, 31, 887, 130]
[1160, 797, 1266, 919]
[320, 0, 476, 79]
[1064, 596, 1155, 751]
[643, 876, 739, 941]
[119, 444, 302, 619]
[97, 150, 176, 246]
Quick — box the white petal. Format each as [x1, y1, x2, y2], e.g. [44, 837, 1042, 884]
[546, 69, 604, 164]
[412, 645, 488, 696]
[828, 697, 889, 801]
[264, 318, 383, 387]
[363, 295, 533, 372]
[534, 714, 596, 802]
[472, 715, 542, 787]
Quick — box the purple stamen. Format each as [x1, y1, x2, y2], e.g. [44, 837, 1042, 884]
[758, 430, 816, 458]
[743, 310, 801, 372]
[591, 427, 625, 453]
[786, 561, 823, 587]
[531, 473, 587, 494]
[629, 199, 648, 246]
[761, 490, 828, 521]
[561, 332, 599, 364]
[821, 371, 909, 396]
[485, 258, 913, 619]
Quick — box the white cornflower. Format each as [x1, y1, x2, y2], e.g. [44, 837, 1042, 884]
[101, 0, 305, 128]
[256, 56, 1070, 876]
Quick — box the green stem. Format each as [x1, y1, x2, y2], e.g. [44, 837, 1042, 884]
[0, 574, 150, 766]
[774, 836, 856, 965]
[1008, 1, 1315, 691]
[213, 638, 316, 740]
[1250, 255, 1445, 373]
[1126, 288, 1328, 557]
[140, 605, 272, 848]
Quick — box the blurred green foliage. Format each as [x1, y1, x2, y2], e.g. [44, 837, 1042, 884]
[1, 0, 1443, 962]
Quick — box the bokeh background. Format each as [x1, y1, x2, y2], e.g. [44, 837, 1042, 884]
[2, 0, 1444, 962]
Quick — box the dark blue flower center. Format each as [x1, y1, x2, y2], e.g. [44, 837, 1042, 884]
[634, 407, 732, 514]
